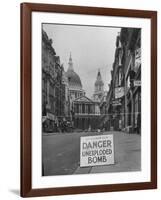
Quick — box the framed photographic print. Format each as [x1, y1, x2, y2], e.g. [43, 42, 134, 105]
[21, 3, 157, 197]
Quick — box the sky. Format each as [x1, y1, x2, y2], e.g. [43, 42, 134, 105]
[43, 23, 120, 98]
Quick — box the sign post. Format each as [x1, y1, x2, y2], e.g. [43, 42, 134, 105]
[80, 135, 114, 167]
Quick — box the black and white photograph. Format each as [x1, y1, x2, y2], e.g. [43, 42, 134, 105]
[42, 23, 141, 176]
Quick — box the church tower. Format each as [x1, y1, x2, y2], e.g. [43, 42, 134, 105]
[66, 53, 85, 101]
[93, 69, 104, 102]
[68, 52, 74, 71]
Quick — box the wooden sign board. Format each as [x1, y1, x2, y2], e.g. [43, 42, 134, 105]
[80, 134, 114, 167]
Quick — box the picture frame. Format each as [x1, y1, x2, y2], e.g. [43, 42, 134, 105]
[21, 3, 157, 197]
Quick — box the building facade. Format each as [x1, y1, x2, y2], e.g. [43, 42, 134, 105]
[62, 65, 70, 118]
[73, 96, 100, 130]
[105, 28, 141, 133]
[120, 28, 141, 133]
[42, 30, 65, 132]
[64, 55, 101, 131]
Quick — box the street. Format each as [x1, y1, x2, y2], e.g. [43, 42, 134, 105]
[42, 131, 141, 176]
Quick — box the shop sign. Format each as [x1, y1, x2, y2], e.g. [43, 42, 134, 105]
[134, 80, 141, 87]
[42, 116, 47, 122]
[47, 112, 55, 120]
[80, 135, 114, 167]
[112, 99, 121, 106]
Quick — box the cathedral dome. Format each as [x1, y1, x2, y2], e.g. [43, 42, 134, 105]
[66, 69, 82, 89]
[66, 53, 82, 89]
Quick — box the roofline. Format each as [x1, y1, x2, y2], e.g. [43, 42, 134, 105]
[74, 95, 94, 103]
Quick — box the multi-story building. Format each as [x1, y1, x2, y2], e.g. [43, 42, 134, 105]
[62, 65, 70, 118]
[120, 28, 141, 133]
[42, 30, 65, 132]
[106, 28, 141, 133]
[103, 32, 125, 131]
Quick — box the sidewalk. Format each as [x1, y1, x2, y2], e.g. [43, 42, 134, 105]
[74, 131, 141, 174]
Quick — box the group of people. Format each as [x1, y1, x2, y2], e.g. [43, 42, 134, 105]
[42, 117, 73, 133]
[54, 119, 73, 133]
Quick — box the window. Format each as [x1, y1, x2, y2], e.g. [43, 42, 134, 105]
[82, 104, 85, 113]
[135, 47, 141, 72]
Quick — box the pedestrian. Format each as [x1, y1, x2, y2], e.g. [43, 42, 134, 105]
[119, 119, 122, 131]
[88, 125, 91, 132]
[60, 120, 64, 133]
[54, 120, 58, 132]
[102, 122, 105, 132]
[58, 120, 61, 133]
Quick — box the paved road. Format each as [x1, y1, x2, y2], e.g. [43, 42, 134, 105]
[90, 131, 141, 174]
[42, 131, 100, 176]
[42, 131, 141, 176]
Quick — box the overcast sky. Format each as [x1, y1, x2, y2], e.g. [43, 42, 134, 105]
[43, 24, 120, 98]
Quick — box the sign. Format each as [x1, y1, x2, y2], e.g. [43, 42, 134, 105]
[42, 116, 47, 122]
[134, 80, 141, 87]
[112, 99, 121, 106]
[115, 87, 124, 99]
[80, 135, 114, 167]
[47, 112, 55, 120]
